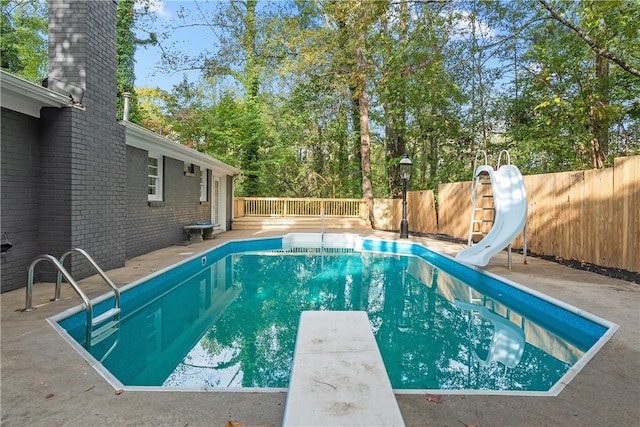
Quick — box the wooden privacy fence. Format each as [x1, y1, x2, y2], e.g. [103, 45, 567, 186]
[373, 191, 438, 234]
[235, 197, 369, 219]
[232, 156, 638, 272]
[437, 155, 639, 273]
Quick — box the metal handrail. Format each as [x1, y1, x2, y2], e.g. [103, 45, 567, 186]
[23, 255, 93, 343]
[497, 149, 511, 168]
[56, 248, 120, 309]
[470, 150, 489, 204]
[473, 150, 488, 170]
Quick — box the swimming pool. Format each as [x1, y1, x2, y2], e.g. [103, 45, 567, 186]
[49, 233, 618, 395]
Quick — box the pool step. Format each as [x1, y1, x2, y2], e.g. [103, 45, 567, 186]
[283, 311, 405, 427]
[90, 320, 119, 345]
[92, 307, 121, 326]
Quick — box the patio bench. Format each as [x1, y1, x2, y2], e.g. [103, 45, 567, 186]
[183, 223, 218, 243]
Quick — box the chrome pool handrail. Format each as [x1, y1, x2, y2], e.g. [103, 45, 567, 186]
[23, 255, 94, 342]
[57, 248, 120, 310]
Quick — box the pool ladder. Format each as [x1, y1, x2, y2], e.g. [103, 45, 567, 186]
[22, 248, 121, 348]
[467, 150, 495, 246]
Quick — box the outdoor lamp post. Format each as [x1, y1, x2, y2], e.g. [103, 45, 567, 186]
[399, 154, 413, 238]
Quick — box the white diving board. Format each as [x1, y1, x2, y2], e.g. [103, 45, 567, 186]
[283, 311, 405, 427]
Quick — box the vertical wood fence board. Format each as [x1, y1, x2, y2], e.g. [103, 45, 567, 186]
[522, 174, 548, 254]
[372, 199, 397, 231]
[408, 190, 437, 234]
[598, 168, 614, 266]
[441, 182, 458, 238]
[632, 156, 639, 272]
[560, 172, 574, 260]
[544, 172, 559, 254]
[435, 183, 453, 236]
[633, 156, 639, 272]
[437, 181, 472, 239]
[568, 172, 585, 261]
[554, 172, 573, 257]
[615, 156, 640, 271]
[610, 163, 623, 267]
[392, 198, 402, 230]
[584, 169, 597, 264]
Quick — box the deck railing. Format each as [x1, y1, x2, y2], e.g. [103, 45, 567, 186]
[235, 197, 368, 220]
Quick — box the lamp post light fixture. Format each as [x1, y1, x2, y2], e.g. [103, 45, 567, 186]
[399, 154, 413, 238]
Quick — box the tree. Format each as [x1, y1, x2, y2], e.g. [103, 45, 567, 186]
[155, 0, 284, 196]
[316, 0, 389, 222]
[538, 0, 640, 78]
[536, 0, 640, 168]
[0, 0, 47, 82]
[116, 0, 157, 125]
[135, 0, 638, 196]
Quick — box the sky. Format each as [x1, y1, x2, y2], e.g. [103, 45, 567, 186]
[133, 0, 213, 91]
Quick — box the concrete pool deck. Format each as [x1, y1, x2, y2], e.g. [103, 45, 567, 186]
[1, 229, 638, 426]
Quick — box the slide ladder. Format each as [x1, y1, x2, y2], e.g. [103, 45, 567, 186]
[22, 248, 121, 348]
[457, 150, 527, 268]
[467, 151, 495, 245]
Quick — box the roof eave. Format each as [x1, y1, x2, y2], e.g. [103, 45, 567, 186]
[0, 70, 70, 117]
[121, 120, 243, 176]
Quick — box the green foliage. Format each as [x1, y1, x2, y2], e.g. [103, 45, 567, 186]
[0, 0, 47, 82]
[4, 0, 638, 192]
[116, 0, 141, 123]
[116, 0, 158, 124]
[137, 0, 639, 197]
[498, 0, 640, 172]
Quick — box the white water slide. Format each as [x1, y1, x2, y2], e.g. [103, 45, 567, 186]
[455, 163, 527, 267]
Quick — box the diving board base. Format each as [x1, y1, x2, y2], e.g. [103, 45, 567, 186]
[283, 311, 405, 427]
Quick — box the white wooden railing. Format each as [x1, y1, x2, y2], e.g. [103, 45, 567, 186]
[234, 197, 368, 220]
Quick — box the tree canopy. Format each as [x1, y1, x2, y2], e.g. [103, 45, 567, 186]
[1, 0, 48, 82]
[4, 0, 639, 198]
[139, 0, 639, 198]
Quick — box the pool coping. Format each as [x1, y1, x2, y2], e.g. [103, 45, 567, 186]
[2, 229, 638, 427]
[46, 232, 619, 397]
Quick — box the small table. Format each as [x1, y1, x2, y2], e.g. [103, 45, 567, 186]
[183, 223, 217, 243]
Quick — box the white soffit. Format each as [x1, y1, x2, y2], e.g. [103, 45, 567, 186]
[121, 121, 242, 176]
[0, 70, 70, 117]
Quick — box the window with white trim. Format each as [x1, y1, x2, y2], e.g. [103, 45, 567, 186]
[148, 154, 163, 201]
[200, 168, 208, 202]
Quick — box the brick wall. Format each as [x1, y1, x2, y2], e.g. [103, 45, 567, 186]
[1, 109, 43, 291]
[43, 0, 126, 279]
[125, 146, 212, 259]
[1, 0, 227, 292]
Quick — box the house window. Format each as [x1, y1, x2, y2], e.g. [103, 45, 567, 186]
[213, 177, 220, 225]
[200, 168, 208, 202]
[148, 154, 163, 201]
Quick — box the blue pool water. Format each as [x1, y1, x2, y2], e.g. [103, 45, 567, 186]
[54, 234, 615, 393]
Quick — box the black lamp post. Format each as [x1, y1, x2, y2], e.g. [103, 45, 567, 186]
[399, 154, 413, 238]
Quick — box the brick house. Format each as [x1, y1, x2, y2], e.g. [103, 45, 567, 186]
[0, 0, 241, 293]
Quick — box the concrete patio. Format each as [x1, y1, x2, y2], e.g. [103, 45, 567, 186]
[1, 230, 638, 426]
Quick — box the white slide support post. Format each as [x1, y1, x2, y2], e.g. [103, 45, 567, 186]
[456, 164, 527, 267]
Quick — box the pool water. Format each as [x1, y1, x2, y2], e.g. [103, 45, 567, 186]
[54, 235, 614, 393]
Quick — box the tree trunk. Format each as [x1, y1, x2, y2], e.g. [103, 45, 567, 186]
[382, 1, 408, 198]
[242, 0, 261, 195]
[589, 53, 609, 168]
[359, 91, 374, 225]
